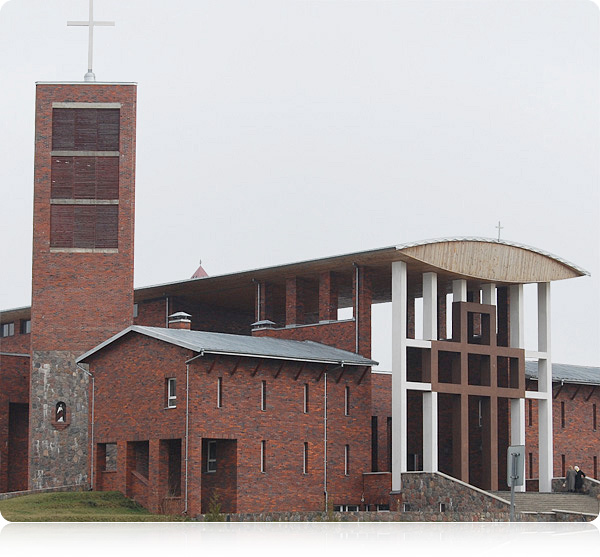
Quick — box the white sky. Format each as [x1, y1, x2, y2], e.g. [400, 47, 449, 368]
[0, 0, 598, 368]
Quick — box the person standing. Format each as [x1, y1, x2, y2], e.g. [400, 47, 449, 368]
[574, 466, 586, 493]
[566, 465, 577, 492]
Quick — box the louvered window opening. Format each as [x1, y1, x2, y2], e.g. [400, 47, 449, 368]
[50, 108, 120, 249]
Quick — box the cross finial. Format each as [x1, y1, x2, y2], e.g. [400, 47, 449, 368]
[496, 221, 504, 241]
[68, 0, 115, 82]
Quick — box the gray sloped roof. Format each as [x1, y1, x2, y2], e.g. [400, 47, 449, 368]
[77, 325, 377, 367]
[525, 361, 600, 386]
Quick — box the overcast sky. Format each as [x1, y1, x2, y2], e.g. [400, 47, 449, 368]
[0, 0, 598, 368]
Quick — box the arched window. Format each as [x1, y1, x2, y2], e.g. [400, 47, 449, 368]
[56, 401, 67, 423]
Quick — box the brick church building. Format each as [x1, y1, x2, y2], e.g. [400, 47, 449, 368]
[0, 78, 598, 516]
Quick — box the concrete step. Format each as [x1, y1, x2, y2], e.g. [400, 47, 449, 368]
[490, 491, 599, 515]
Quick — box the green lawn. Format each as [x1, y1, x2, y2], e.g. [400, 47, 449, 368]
[0, 491, 189, 522]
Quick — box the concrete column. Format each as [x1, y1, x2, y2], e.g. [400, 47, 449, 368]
[422, 272, 438, 473]
[509, 284, 524, 349]
[481, 283, 496, 306]
[423, 391, 438, 473]
[452, 279, 467, 302]
[422, 272, 438, 341]
[511, 398, 526, 492]
[537, 282, 553, 492]
[391, 261, 408, 491]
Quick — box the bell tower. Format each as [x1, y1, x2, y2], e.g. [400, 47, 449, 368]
[29, 81, 136, 489]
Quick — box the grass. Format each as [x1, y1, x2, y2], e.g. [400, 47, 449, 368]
[0, 491, 189, 522]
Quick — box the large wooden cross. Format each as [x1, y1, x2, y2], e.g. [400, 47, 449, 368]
[68, 0, 115, 81]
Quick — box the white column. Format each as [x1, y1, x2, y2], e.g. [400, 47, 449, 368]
[511, 398, 526, 492]
[391, 261, 408, 491]
[423, 391, 438, 473]
[481, 283, 496, 305]
[508, 283, 526, 491]
[537, 282, 553, 492]
[509, 284, 524, 349]
[452, 279, 467, 302]
[422, 272, 438, 473]
[422, 272, 438, 341]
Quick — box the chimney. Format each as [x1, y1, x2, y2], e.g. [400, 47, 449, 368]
[168, 311, 192, 330]
[251, 320, 277, 331]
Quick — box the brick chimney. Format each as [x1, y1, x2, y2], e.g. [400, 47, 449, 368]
[168, 312, 192, 330]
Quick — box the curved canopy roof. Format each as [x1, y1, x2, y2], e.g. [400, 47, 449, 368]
[395, 237, 589, 283]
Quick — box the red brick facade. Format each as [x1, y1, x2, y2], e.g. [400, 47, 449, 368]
[84, 331, 372, 514]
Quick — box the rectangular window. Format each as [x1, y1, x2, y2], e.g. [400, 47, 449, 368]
[207, 440, 217, 473]
[261, 440, 266, 473]
[528, 452, 533, 479]
[217, 377, 223, 408]
[52, 108, 120, 151]
[261, 380, 266, 411]
[593, 403, 597, 431]
[528, 399, 533, 427]
[20, 320, 31, 334]
[1, 322, 15, 337]
[166, 378, 176, 408]
[561, 401, 565, 428]
[594, 456, 598, 480]
[561, 454, 566, 477]
[133, 304, 138, 318]
[50, 204, 118, 249]
[345, 386, 350, 416]
[344, 444, 350, 476]
[303, 383, 309, 413]
[371, 416, 378, 472]
[303, 442, 308, 474]
[386, 417, 392, 472]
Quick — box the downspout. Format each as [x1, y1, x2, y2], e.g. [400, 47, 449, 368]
[183, 350, 205, 515]
[324, 369, 328, 510]
[77, 363, 94, 491]
[353, 263, 359, 353]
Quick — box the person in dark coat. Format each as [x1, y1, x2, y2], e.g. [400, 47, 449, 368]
[574, 466, 586, 492]
[566, 465, 576, 492]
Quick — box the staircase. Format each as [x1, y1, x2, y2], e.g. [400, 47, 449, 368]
[491, 491, 599, 516]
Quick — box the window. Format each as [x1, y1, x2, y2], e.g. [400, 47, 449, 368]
[334, 505, 359, 512]
[166, 378, 176, 408]
[261, 380, 266, 411]
[371, 416, 378, 472]
[376, 504, 390, 512]
[344, 444, 350, 476]
[561, 401, 565, 428]
[528, 452, 533, 479]
[207, 440, 217, 472]
[217, 377, 223, 408]
[133, 304, 138, 318]
[344, 386, 350, 416]
[439, 503, 447, 512]
[20, 320, 31, 334]
[593, 404, 597, 431]
[303, 383, 309, 413]
[1, 322, 15, 337]
[561, 454, 566, 477]
[261, 440, 266, 473]
[303, 442, 308, 474]
[528, 399, 533, 427]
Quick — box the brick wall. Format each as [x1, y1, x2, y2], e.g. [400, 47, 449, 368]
[84, 330, 373, 515]
[29, 82, 137, 491]
[0, 354, 30, 492]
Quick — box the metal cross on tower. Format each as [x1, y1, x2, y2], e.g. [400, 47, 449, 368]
[68, 0, 115, 82]
[496, 221, 504, 241]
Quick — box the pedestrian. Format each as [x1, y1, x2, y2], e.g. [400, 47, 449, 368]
[566, 465, 576, 492]
[574, 465, 586, 493]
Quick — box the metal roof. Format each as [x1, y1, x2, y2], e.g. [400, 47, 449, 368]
[525, 361, 600, 386]
[77, 325, 377, 367]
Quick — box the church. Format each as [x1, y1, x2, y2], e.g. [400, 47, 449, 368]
[0, 13, 599, 519]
